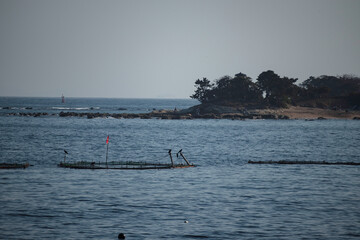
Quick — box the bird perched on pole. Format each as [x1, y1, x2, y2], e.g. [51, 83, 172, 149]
[176, 149, 182, 158]
[63, 150, 68, 163]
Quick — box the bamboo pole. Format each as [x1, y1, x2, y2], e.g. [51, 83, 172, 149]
[106, 143, 109, 168]
[168, 150, 174, 167]
[63, 150, 68, 163]
[180, 152, 191, 166]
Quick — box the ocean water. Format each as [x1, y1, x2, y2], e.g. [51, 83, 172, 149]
[0, 97, 360, 239]
[0, 97, 197, 115]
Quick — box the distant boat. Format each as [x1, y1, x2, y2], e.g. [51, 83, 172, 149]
[61, 94, 65, 103]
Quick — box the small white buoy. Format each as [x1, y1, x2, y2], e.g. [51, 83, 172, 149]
[184, 220, 189, 223]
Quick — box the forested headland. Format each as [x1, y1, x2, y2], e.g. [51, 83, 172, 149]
[190, 71, 360, 109]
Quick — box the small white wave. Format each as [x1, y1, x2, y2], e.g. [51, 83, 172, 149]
[52, 107, 100, 110]
[1, 107, 33, 110]
[52, 107, 71, 110]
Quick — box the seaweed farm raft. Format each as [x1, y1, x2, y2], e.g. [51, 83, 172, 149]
[58, 149, 195, 170]
[0, 162, 30, 169]
[248, 160, 360, 165]
[58, 161, 195, 170]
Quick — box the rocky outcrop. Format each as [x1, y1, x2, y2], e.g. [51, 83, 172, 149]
[53, 108, 288, 120]
[6, 103, 360, 120]
[7, 112, 52, 117]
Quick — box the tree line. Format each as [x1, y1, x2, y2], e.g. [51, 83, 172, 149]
[190, 70, 360, 108]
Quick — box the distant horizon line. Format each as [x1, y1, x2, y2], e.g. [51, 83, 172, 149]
[0, 95, 194, 100]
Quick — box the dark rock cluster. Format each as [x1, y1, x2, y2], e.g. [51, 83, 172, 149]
[56, 111, 285, 120]
[6, 104, 359, 120]
[7, 112, 56, 117]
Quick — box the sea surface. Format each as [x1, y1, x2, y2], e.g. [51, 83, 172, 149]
[0, 97, 360, 240]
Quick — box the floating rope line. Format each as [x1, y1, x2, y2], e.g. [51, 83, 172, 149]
[248, 160, 360, 165]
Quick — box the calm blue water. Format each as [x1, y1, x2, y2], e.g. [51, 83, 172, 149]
[0, 98, 360, 239]
[0, 97, 197, 115]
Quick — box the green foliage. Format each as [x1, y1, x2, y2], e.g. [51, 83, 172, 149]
[301, 75, 360, 98]
[256, 70, 300, 107]
[191, 73, 262, 104]
[347, 93, 360, 106]
[191, 71, 360, 108]
[190, 78, 213, 102]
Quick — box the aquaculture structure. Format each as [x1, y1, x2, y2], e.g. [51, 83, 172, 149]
[248, 160, 360, 165]
[58, 149, 195, 170]
[0, 163, 30, 169]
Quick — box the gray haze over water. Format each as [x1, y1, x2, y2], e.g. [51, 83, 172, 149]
[1, 0, 359, 98]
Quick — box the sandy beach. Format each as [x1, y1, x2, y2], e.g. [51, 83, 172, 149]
[252, 106, 360, 120]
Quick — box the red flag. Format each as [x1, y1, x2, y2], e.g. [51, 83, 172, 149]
[106, 135, 109, 144]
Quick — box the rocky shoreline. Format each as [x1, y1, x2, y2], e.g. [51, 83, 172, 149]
[6, 104, 360, 120]
[7, 111, 291, 120]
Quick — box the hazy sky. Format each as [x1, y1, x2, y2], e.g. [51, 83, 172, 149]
[0, 0, 359, 98]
